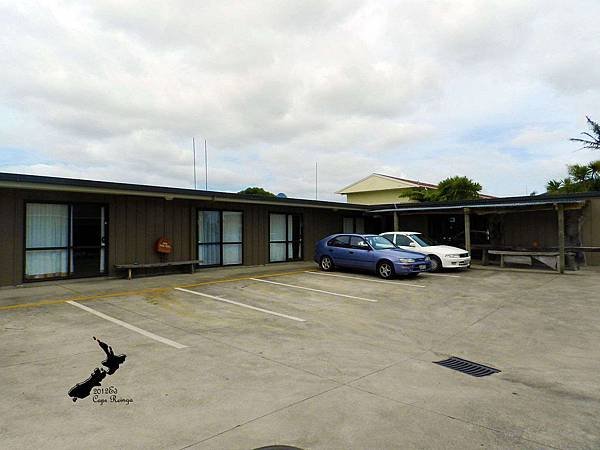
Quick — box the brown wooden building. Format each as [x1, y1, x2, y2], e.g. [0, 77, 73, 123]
[0, 173, 368, 286]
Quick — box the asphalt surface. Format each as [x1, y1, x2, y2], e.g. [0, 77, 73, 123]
[1, 262, 599, 449]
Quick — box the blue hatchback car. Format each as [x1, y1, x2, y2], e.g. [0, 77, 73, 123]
[314, 233, 432, 279]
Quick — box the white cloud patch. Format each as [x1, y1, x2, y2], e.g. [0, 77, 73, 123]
[0, 0, 599, 200]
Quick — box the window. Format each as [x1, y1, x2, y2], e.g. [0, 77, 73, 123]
[381, 233, 395, 244]
[396, 235, 414, 246]
[350, 236, 369, 249]
[269, 213, 303, 262]
[365, 235, 396, 250]
[25, 203, 107, 280]
[198, 210, 243, 266]
[343, 217, 365, 233]
[328, 235, 350, 247]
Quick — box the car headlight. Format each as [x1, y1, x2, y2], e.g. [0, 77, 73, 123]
[445, 254, 461, 259]
[398, 258, 416, 263]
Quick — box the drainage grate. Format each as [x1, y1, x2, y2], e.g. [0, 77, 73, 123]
[433, 356, 501, 377]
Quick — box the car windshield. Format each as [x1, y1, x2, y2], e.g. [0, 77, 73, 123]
[366, 235, 397, 250]
[409, 234, 438, 247]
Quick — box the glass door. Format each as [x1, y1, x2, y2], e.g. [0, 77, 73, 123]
[25, 203, 107, 280]
[70, 204, 107, 277]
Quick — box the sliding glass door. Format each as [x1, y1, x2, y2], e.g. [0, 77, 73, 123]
[25, 204, 69, 279]
[269, 213, 303, 262]
[198, 210, 243, 266]
[25, 203, 107, 280]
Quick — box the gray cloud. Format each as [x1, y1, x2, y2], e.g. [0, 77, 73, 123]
[0, 0, 599, 200]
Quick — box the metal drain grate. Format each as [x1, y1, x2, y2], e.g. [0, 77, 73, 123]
[433, 356, 501, 377]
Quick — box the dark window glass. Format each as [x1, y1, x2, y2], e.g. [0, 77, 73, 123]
[350, 236, 369, 249]
[328, 235, 350, 247]
[396, 235, 414, 246]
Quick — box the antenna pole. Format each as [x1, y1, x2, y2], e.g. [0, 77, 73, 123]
[193, 138, 197, 189]
[315, 161, 318, 200]
[204, 139, 208, 190]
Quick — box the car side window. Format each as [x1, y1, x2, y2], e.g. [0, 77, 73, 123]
[328, 235, 350, 248]
[395, 235, 413, 246]
[350, 236, 369, 250]
[381, 234, 395, 244]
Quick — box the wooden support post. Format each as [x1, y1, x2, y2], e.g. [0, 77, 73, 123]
[557, 203, 565, 274]
[464, 208, 471, 254]
[393, 211, 399, 231]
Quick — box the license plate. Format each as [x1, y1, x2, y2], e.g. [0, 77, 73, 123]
[418, 265, 426, 270]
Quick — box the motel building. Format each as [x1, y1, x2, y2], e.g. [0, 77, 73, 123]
[0, 172, 599, 287]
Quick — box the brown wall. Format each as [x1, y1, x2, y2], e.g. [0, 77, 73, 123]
[500, 210, 558, 248]
[582, 198, 600, 266]
[0, 188, 354, 286]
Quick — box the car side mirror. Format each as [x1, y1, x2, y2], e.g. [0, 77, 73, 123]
[409, 242, 416, 247]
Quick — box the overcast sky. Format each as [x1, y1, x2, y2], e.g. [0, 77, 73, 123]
[1, 0, 599, 201]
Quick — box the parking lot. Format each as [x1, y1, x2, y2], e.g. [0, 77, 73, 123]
[1, 262, 600, 449]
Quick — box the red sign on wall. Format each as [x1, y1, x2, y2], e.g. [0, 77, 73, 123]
[155, 237, 173, 254]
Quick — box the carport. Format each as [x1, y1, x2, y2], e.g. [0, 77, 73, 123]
[369, 192, 600, 273]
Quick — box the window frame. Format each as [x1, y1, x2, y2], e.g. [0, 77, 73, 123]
[23, 201, 109, 282]
[268, 212, 304, 263]
[196, 208, 244, 267]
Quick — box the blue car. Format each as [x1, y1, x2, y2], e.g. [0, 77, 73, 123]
[314, 233, 432, 279]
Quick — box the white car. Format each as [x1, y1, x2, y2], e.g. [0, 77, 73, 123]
[380, 231, 471, 272]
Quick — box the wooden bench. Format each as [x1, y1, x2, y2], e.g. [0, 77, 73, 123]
[115, 260, 202, 280]
[485, 250, 563, 271]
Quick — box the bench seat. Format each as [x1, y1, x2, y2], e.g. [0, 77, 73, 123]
[114, 260, 202, 279]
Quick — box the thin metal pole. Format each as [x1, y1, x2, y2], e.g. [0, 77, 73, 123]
[315, 161, 318, 200]
[192, 138, 197, 189]
[204, 139, 208, 190]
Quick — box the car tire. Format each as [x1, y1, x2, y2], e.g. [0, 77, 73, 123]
[429, 255, 442, 272]
[376, 260, 395, 279]
[320, 255, 334, 271]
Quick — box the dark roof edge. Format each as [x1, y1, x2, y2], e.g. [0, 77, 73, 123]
[0, 172, 367, 211]
[368, 191, 600, 211]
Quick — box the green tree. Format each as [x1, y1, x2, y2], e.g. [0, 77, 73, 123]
[237, 187, 276, 197]
[406, 176, 482, 202]
[546, 161, 600, 194]
[570, 116, 600, 150]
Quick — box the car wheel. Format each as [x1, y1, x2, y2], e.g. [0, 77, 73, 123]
[429, 255, 442, 272]
[320, 255, 334, 271]
[377, 261, 395, 279]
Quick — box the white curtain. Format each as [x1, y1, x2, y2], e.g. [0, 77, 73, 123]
[270, 214, 286, 241]
[198, 211, 221, 265]
[223, 244, 242, 265]
[199, 244, 221, 266]
[270, 214, 286, 261]
[222, 212, 242, 265]
[270, 243, 286, 262]
[25, 204, 68, 278]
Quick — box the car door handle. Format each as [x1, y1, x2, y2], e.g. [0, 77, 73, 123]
[348, 251, 354, 254]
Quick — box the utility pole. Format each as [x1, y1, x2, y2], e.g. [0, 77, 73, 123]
[192, 138, 197, 189]
[315, 161, 318, 200]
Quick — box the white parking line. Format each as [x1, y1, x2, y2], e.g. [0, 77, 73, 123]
[175, 287, 306, 322]
[250, 278, 378, 303]
[421, 272, 461, 278]
[304, 271, 426, 288]
[67, 301, 188, 349]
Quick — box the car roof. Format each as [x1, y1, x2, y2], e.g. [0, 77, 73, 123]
[384, 231, 421, 235]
